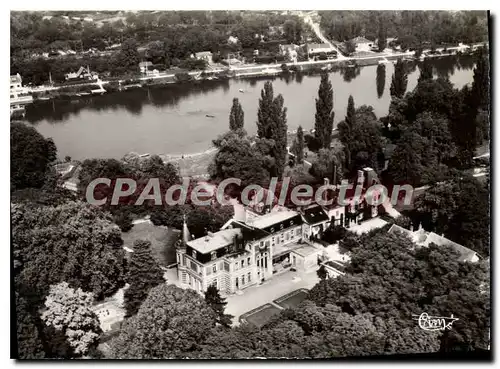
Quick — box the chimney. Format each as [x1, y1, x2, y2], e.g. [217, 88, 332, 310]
[418, 222, 423, 231]
[324, 178, 329, 186]
[410, 223, 414, 232]
[357, 170, 364, 186]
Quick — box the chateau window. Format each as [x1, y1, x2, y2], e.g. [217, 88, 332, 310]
[241, 275, 245, 285]
[247, 257, 251, 265]
[286, 232, 290, 241]
[272, 237, 275, 246]
[296, 228, 301, 236]
[234, 262, 238, 271]
[260, 241, 264, 247]
[280, 224, 284, 230]
[211, 251, 217, 261]
[248, 272, 251, 282]
[213, 264, 217, 273]
[224, 262, 230, 272]
[190, 261, 198, 273]
[192, 250, 197, 259]
[265, 240, 270, 248]
[241, 260, 244, 268]
[270, 227, 274, 233]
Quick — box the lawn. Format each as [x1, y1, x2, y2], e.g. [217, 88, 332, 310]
[239, 304, 282, 328]
[273, 289, 309, 310]
[122, 222, 180, 267]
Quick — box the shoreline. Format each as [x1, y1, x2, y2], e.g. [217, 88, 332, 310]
[27, 44, 486, 102]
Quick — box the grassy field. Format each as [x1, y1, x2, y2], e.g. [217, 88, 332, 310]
[122, 222, 180, 266]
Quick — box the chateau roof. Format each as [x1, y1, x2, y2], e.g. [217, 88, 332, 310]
[249, 209, 302, 232]
[187, 228, 242, 254]
[302, 205, 329, 224]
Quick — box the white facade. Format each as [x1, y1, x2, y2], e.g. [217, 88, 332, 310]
[10, 74, 33, 106]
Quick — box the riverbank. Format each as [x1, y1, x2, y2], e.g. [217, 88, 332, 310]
[27, 43, 486, 102]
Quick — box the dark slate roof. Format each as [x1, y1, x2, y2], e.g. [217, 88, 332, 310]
[231, 220, 270, 242]
[302, 205, 329, 224]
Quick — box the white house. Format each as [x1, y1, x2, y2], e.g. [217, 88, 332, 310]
[350, 36, 374, 52]
[195, 51, 213, 64]
[306, 43, 334, 56]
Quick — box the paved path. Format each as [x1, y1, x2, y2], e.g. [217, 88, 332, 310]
[300, 13, 347, 60]
[225, 269, 319, 326]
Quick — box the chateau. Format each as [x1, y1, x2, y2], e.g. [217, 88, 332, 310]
[176, 167, 382, 295]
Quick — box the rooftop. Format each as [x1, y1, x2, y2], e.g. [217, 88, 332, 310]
[187, 228, 242, 254]
[306, 43, 331, 50]
[387, 225, 479, 262]
[302, 205, 329, 224]
[350, 36, 373, 44]
[292, 244, 322, 258]
[249, 209, 300, 230]
[10, 74, 22, 84]
[195, 51, 213, 57]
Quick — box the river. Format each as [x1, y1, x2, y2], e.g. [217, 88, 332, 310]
[25, 55, 476, 161]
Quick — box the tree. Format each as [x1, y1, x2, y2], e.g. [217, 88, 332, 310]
[41, 282, 101, 357]
[338, 96, 355, 169]
[255, 82, 288, 177]
[387, 130, 437, 186]
[309, 148, 343, 185]
[346, 105, 383, 173]
[15, 293, 45, 359]
[119, 38, 139, 68]
[377, 17, 387, 51]
[316, 265, 328, 281]
[271, 94, 288, 178]
[229, 97, 244, 131]
[471, 47, 489, 109]
[283, 19, 302, 44]
[322, 224, 347, 244]
[109, 284, 217, 358]
[204, 285, 233, 327]
[11, 122, 57, 191]
[12, 201, 126, 302]
[209, 130, 272, 187]
[124, 240, 165, 317]
[415, 175, 490, 256]
[256, 81, 275, 139]
[114, 211, 133, 232]
[344, 40, 356, 54]
[307, 229, 489, 352]
[418, 58, 433, 83]
[390, 59, 408, 98]
[376, 64, 386, 98]
[314, 73, 335, 149]
[293, 125, 305, 164]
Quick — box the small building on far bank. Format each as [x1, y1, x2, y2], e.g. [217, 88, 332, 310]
[139, 61, 153, 75]
[195, 51, 213, 64]
[349, 36, 374, 52]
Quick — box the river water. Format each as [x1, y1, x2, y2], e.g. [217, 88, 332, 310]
[25, 55, 476, 160]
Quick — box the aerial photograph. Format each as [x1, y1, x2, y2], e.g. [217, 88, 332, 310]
[10, 9, 491, 360]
